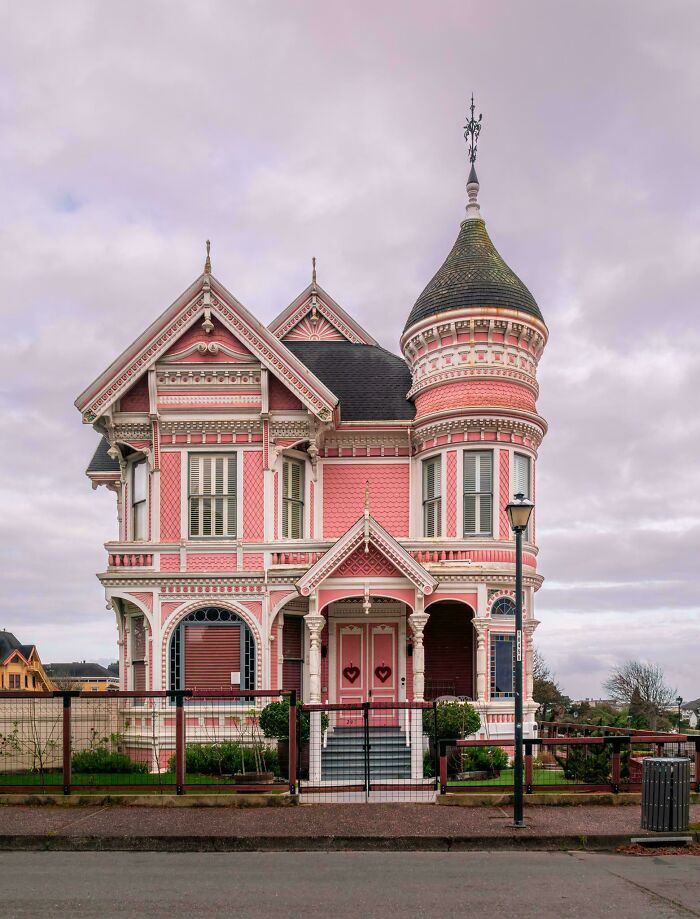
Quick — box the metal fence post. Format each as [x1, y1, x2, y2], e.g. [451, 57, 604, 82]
[610, 738, 622, 793]
[175, 692, 185, 795]
[362, 702, 370, 801]
[694, 738, 700, 793]
[288, 690, 297, 795]
[61, 692, 72, 796]
[525, 740, 534, 794]
[432, 701, 439, 789]
[439, 740, 448, 795]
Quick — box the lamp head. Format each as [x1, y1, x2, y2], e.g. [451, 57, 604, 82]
[506, 492, 535, 533]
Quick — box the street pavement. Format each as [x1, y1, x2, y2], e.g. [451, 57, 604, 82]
[0, 852, 700, 919]
[0, 851, 699, 917]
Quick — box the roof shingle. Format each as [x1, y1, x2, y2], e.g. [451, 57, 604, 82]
[405, 217, 543, 332]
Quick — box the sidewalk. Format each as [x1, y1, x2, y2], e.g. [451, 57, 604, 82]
[0, 802, 698, 851]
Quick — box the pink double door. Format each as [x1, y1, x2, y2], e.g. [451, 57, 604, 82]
[336, 621, 399, 724]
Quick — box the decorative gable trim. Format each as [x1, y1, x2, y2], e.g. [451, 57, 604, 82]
[297, 514, 437, 596]
[75, 275, 338, 423]
[269, 283, 377, 346]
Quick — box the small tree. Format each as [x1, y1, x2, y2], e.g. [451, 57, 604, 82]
[424, 700, 480, 740]
[532, 649, 570, 720]
[604, 660, 676, 732]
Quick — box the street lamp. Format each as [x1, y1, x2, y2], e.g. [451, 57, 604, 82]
[506, 492, 535, 828]
[676, 696, 683, 755]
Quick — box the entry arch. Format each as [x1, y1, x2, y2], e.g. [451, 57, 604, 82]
[422, 599, 476, 700]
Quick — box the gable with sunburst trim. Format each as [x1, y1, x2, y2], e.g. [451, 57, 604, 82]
[297, 514, 437, 597]
[269, 283, 377, 346]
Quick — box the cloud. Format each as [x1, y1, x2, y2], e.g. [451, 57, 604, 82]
[1, 1, 698, 695]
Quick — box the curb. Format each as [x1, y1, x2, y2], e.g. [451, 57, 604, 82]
[0, 833, 676, 853]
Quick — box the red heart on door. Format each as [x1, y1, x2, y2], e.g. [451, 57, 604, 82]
[374, 665, 392, 683]
[343, 665, 360, 684]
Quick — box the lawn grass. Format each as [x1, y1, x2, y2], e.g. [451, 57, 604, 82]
[0, 771, 285, 789]
[448, 767, 577, 787]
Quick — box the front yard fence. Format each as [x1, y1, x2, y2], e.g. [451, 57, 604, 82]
[0, 690, 298, 795]
[438, 734, 700, 795]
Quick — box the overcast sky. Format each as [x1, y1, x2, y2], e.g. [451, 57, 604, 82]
[1, 1, 698, 699]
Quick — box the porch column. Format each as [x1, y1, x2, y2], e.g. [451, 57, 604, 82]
[472, 618, 489, 703]
[408, 594, 429, 781]
[524, 619, 540, 737]
[304, 593, 325, 783]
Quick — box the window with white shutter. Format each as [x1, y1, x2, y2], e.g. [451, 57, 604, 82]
[463, 451, 493, 536]
[188, 454, 237, 538]
[282, 458, 304, 539]
[422, 456, 442, 537]
[131, 459, 148, 540]
[514, 452, 532, 538]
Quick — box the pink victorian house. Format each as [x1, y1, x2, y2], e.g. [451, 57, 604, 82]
[76, 152, 547, 744]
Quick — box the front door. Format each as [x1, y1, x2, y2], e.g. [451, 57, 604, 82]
[336, 622, 398, 724]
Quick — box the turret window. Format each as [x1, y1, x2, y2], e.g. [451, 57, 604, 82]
[463, 451, 493, 536]
[282, 458, 304, 539]
[422, 457, 442, 537]
[189, 454, 238, 538]
[514, 453, 532, 539]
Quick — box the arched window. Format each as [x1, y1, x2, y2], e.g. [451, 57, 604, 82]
[169, 607, 256, 692]
[491, 596, 515, 617]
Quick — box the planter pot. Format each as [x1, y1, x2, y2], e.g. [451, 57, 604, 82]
[233, 771, 275, 785]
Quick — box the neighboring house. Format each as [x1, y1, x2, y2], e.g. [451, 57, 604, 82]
[682, 699, 700, 729]
[0, 631, 54, 691]
[45, 662, 120, 692]
[75, 129, 548, 747]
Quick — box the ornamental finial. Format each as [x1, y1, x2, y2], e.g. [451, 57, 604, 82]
[463, 93, 482, 165]
[312, 256, 317, 286]
[364, 480, 370, 517]
[204, 239, 212, 274]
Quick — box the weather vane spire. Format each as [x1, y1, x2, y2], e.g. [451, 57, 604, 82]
[204, 239, 212, 274]
[463, 94, 483, 165]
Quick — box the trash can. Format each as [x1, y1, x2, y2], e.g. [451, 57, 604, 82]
[641, 757, 690, 832]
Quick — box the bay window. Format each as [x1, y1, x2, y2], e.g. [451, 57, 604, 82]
[189, 454, 237, 538]
[490, 634, 515, 698]
[131, 458, 148, 540]
[282, 458, 304, 539]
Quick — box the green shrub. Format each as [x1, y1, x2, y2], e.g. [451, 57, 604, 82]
[463, 745, 509, 776]
[167, 742, 280, 777]
[423, 701, 480, 741]
[259, 700, 328, 742]
[423, 749, 435, 778]
[555, 745, 612, 784]
[71, 748, 148, 774]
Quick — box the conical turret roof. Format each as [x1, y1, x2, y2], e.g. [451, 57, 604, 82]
[404, 215, 543, 332]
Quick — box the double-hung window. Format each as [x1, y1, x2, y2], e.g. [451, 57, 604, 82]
[463, 451, 493, 536]
[131, 459, 148, 540]
[189, 454, 237, 538]
[282, 458, 304, 539]
[422, 456, 442, 537]
[490, 634, 515, 698]
[514, 452, 532, 538]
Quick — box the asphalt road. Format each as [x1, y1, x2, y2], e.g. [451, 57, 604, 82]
[1, 851, 699, 917]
